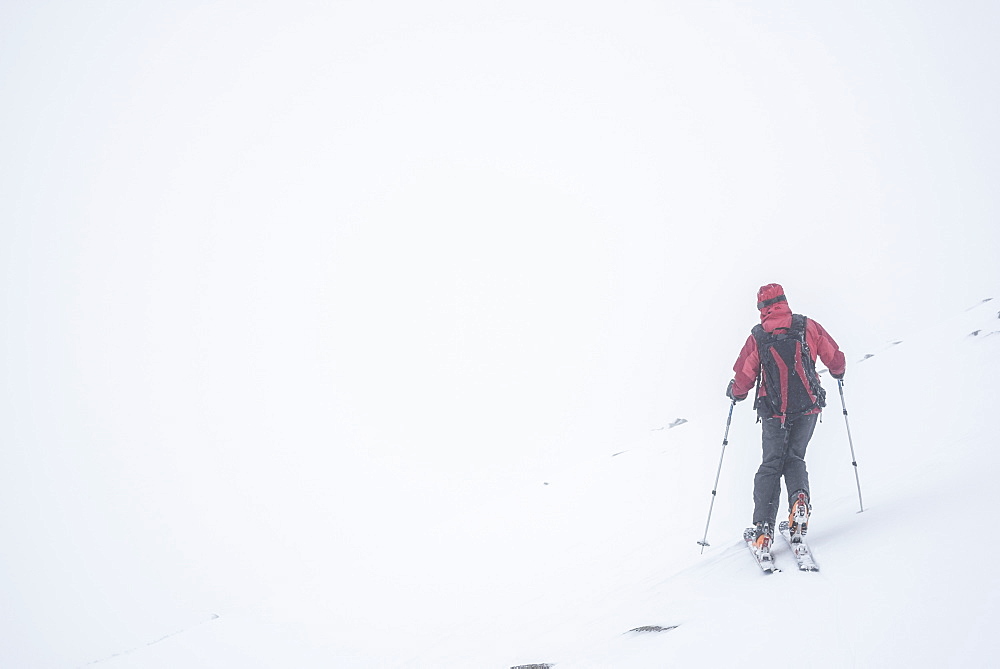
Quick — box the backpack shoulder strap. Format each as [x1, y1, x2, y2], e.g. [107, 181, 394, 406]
[790, 314, 807, 337]
[749, 324, 767, 413]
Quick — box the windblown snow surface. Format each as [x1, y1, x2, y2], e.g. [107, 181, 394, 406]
[5, 299, 1000, 669]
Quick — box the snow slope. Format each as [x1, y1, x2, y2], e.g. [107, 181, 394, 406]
[23, 299, 993, 668]
[406, 298, 1000, 669]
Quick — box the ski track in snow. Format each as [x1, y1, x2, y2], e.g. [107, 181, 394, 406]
[82, 615, 220, 667]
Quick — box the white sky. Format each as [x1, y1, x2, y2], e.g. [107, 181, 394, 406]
[2, 1, 999, 659]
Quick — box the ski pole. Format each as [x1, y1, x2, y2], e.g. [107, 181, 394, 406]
[698, 400, 736, 553]
[837, 378, 865, 513]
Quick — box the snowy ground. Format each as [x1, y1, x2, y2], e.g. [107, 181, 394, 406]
[401, 297, 1000, 669]
[5, 300, 997, 668]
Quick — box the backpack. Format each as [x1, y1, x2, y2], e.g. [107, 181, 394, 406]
[751, 314, 826, 420]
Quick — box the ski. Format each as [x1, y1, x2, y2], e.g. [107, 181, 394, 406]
[743, 527, 779, 573]
[778, 521, 819, 571]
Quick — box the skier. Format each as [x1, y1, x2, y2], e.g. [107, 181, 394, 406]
[726, 284, 846, 560]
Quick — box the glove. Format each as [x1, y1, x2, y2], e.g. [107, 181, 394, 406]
[726, 379, 748, 402]
[830, 370, 845, 380]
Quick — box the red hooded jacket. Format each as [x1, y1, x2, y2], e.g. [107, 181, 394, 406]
[731, 299, 846, 414]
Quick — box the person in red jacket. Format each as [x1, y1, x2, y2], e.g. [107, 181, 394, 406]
[726, 283, 846, 557]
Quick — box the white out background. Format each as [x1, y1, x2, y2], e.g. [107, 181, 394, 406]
[2, 1, 998, 664]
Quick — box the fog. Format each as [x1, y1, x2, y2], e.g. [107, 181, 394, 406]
[2, 1, 998, 666]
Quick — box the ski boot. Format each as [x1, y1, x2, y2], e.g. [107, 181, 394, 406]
[751, 521, 773, 558]
[787, 491, 811, 543]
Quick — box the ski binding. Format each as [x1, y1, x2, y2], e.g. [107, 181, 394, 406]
[778, 521, 819, 571]
[743, 527, 779, 573]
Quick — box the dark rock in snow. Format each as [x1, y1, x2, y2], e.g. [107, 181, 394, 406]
[628, 625, 679, 633]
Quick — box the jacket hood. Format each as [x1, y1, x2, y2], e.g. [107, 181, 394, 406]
[760, 299, 793, 331]
[757, 283, 792, 331]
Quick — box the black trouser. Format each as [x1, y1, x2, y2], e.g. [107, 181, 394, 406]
[752, 412, 818, 527]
